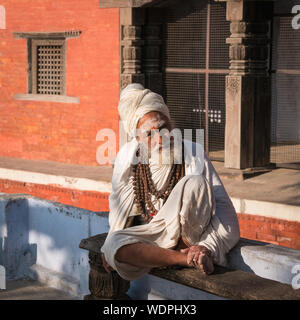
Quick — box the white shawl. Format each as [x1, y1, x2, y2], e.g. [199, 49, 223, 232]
[108, 138, 204, 234]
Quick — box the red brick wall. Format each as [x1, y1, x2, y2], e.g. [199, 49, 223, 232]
[1, 176, 300, 250]
[0, 178, 110, 212]
[0, 0, 120, 166]
[238, 213, 300, 250]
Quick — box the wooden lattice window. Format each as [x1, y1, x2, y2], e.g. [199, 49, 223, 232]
[13, 31, 81, 103]
[31, 39, 66, 95]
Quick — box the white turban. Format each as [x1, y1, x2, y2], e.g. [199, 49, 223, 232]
[118, 83, 171, 138]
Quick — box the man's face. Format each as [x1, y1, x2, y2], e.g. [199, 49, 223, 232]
[136, 111, 173, 162]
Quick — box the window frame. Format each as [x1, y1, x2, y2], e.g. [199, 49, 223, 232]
[30, 38, 66, 96]
[13, 31, 81, 104]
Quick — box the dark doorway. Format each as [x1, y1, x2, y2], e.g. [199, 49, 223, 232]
[161, 0, 230, 161]
[270, 0, 300, 169]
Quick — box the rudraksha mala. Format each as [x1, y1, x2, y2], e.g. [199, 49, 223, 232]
[132, 151, 185, 223]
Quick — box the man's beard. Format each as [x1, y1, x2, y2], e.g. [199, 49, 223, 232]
[139, 140, 183, 165]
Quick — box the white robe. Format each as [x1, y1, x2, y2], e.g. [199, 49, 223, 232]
[101, 138, 240, 281]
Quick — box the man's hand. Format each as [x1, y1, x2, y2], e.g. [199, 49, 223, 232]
[101, 253, 114, 273]
[180, 245, 214, 275]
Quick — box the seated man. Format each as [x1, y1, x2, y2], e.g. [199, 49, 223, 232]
[101, 83, 240, 281]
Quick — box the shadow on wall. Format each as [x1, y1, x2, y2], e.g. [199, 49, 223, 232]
[0, 195, 109, 298]
[1, 199, 37, 280]
[227, 237, 300, 287]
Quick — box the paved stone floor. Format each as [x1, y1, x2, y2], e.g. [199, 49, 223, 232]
[0, 155, 299, 206]
[0, 279, 77, 300]
[0, 156, 113, 182]
[214, 162, 300, 207]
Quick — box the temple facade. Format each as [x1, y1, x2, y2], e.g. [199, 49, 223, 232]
[0, 0, 299, 249]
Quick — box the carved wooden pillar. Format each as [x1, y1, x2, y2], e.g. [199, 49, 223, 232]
[120, 8, 145, 90]
[143, 8, 164, 95]
[221, 0, 274, 169]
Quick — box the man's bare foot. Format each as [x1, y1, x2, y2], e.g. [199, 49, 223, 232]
[180, 245, 214, 275]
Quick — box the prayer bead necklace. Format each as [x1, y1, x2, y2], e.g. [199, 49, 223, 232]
[132, 157, 185, 223]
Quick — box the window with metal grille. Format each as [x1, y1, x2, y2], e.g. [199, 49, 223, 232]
[270, 0, 300, 169]
[31, 39, 66, 95]
[161, 0, 230, 161]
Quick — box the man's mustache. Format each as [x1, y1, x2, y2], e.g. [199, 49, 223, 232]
[137, 141, 183, 164]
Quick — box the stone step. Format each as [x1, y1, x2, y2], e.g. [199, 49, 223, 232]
[0, 279, 77, 300]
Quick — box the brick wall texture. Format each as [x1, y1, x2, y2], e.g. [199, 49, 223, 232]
[0, 178, 110, 212]
[237, 213, 300, 250]
[0, 0, 120, 166]
[1, 178, 300, 250]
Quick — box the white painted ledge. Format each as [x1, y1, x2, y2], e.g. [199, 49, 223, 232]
[0, 167, 112, 193]
[14, 93, 80, 104]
